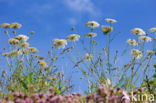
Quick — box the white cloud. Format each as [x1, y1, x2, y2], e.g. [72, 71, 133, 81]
[68, 18, 77, 25]
[65, 0, 101, 16]
[0, 0, 24, 6]
[27, 3, 54, 15]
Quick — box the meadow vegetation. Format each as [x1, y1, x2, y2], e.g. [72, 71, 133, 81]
[0, 19, 156, 103]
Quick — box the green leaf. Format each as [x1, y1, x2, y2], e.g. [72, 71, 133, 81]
[18, 78, 28, 90]
[153, 73, 156, 78]
[51, 84, 61, 95]
[129, 84, 137, 89]
[27, 72, 33, 85]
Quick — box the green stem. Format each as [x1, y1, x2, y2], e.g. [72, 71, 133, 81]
[107, 34, 112, 83]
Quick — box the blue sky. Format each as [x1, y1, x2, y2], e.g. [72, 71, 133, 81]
[0, 0, 156, 52]
[0, 0, 156, 49]
[0, 0, 156, 93]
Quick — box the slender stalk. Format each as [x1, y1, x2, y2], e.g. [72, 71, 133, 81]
[107, 33, 112, 83]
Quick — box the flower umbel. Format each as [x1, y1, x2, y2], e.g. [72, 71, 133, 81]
[131, 49, 143, 59]
[139, 36, 152, 42]
[28, 47, 38, 53]
[20, 49, 29, 54]
[131, 28, 145, 35]
[105, 18, 117, 23]
[53, 39, 67, 49]
[38, 61, 47, 68]
[66, 34, 80, 42]
[147, 50, 155, 55]
[149, 27, 156, 33]
[8, 38, 20, 45]
[127, 39, 138, 46]
[1, 23, 10, 29]
[86, 21, 100, 28]
[19, 42, 30, 47]
[15, 35, 29, 41]
[101, 26, 113, 35]
[84, 53, 93, 60]
[85, 33, 97, 38]
[10, 22, 22, 29]
[2, 53, 10, 57]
